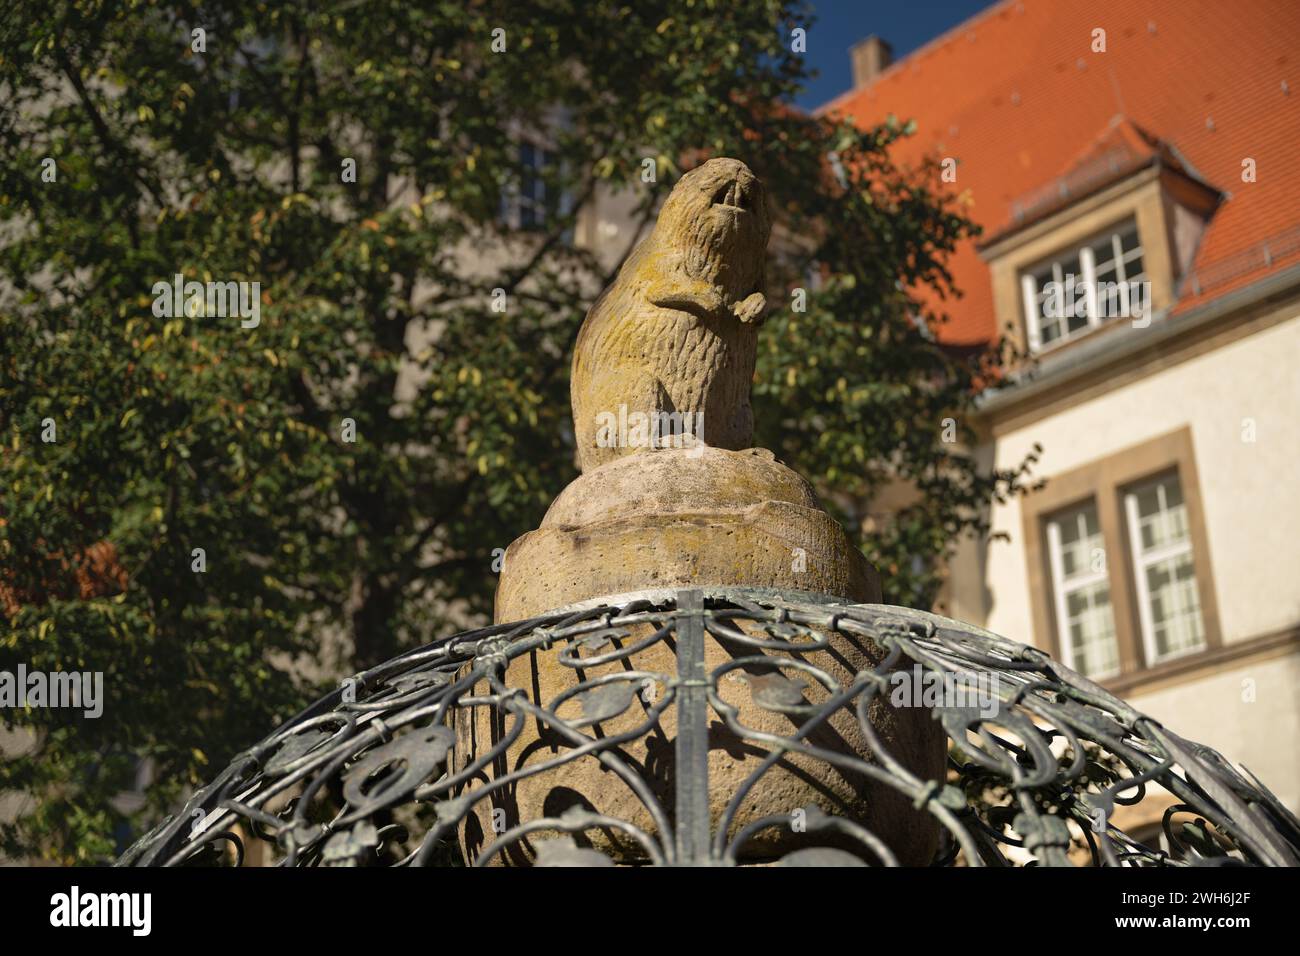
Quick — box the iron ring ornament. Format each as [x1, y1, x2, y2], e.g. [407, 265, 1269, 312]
[117, 588, 1300, 868]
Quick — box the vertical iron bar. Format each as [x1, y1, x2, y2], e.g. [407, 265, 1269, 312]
[674, 589, 710, 864]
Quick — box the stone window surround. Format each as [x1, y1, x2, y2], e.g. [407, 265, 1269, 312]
[981, 164, 1217, 362]
[1019, 426, 1223, 690]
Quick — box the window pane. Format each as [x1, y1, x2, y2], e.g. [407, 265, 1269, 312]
[1033, 265, 1059, 344]
[1120, 226, 1142, 254]
[1031, 267, 1054, 340]
[1066, 581, 1119, 677]
[1058, 505, 1102, 580]
[1127, 472, 1206, 662]
[1049, 501, 1118, 679]
[518, 143, 553, 228]
[1146, 553, 1205, 657]
[1135, 475, 1190, 553]
[1060, 263, 1087, 330]
[1091, 237, 1117, 271]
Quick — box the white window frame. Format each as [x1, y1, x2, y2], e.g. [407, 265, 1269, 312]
[1046, 505, 1119, 680]
[1123, 476, 1205, 666]
[1021, 218, 1145, 353]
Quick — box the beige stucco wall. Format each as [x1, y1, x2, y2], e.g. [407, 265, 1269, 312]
[945, 306, 1300, 809]
[1129, 652, 1300, 812]
[968, 310, 1300, 646]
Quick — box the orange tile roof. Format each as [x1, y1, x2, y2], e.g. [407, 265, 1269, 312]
[984, 115, 1192, 243]
[818, 0, 1300, 345]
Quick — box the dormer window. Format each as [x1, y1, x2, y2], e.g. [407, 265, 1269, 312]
[981, 119, 1221, 359]
[1019, 217, 1150, 352]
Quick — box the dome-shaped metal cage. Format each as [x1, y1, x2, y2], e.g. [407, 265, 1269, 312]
[118, 588, 1300, 867]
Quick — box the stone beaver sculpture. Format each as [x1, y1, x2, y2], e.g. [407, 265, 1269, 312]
[486, 157, 941, 867]
[571, 157, 772, 473]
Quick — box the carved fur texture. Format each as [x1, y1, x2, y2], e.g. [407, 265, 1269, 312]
[571, 158, 772, 472]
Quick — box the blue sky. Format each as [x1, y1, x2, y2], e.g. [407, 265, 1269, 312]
[793, 0, 998, 110]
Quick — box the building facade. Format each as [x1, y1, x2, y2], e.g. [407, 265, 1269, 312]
[821, 0, 1300, 813]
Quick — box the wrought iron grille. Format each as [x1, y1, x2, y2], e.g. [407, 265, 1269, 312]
[118, 588, 1300, 867]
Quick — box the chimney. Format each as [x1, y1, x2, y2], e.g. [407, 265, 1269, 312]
[850, 35, 893, 88]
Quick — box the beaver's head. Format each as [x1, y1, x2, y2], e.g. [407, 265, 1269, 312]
[656, 157, 771, 301]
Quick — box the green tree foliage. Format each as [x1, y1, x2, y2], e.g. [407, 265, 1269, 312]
[0, 0, 1034, 861]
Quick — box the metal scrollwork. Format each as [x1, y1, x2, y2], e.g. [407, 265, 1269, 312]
[118, 589, 1300, 867]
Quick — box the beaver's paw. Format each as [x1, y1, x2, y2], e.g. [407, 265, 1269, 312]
[649, 287, 725, 318]
[732, 291, 767, 324]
